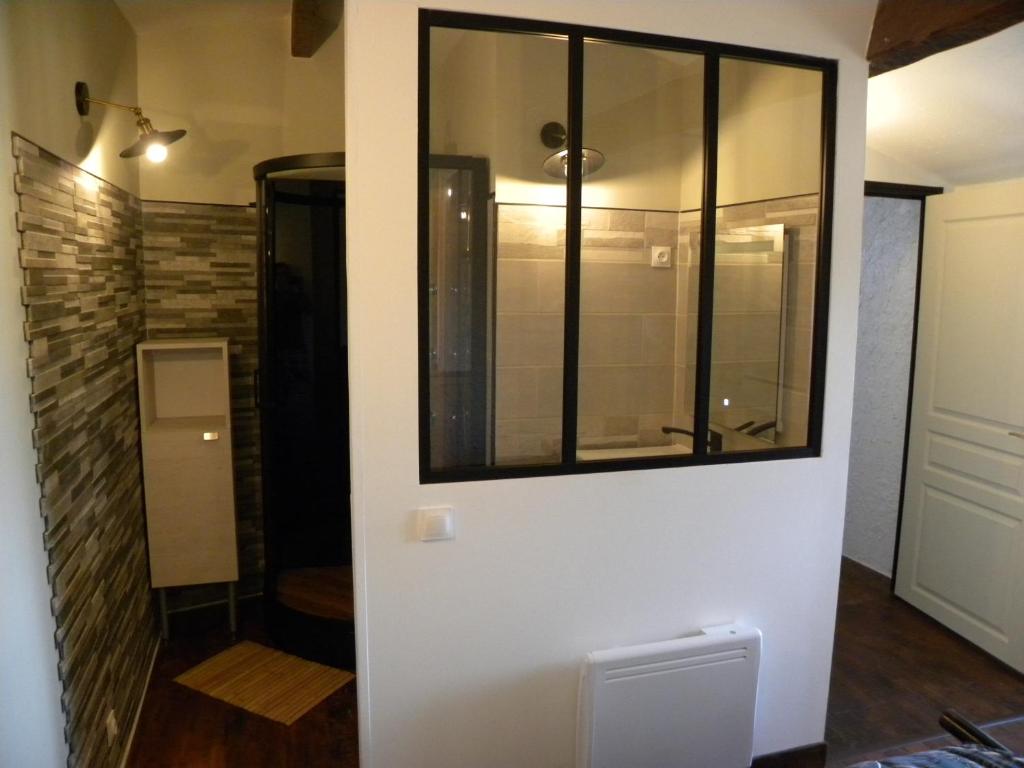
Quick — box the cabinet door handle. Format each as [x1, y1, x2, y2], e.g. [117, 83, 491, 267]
[203, 431, 220, 441]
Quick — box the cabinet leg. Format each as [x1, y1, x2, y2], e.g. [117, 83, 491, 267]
[159, 588, 169, 641]
[228, 581, 237, 639]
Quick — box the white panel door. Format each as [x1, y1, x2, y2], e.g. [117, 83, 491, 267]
[895, 179, 1024, 672]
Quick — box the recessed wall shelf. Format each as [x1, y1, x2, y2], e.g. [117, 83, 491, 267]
[136, 338, 239, 638]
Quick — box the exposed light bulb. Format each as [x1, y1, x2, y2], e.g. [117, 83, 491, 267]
[145, 143, 168, 163]
[723, 398, 730, 407]
[446, 187, 453, 197]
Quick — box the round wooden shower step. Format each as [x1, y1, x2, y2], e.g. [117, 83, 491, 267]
[275, 566, 354, 622]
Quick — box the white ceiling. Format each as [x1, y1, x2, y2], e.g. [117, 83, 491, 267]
[114, 4, 1021, 188]
[867, 23, 1024, 186]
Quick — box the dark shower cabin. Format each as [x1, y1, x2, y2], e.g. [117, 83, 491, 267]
[254, 153, 353, 668]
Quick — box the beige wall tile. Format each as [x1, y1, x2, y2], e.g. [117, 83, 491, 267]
[582, 230, 644, 249]
[581, 246, 646, 264]
[496, 313, 565, 366]
[765, 194, 818, 213]
[647, 211, 679, 231]
[498, 242, 565, 261]
[710, 312, 782, 363]
[580, 207, 610, 231]
[709, 360, 779, 412]
[497, 260, 566, 314]
[497, 260, 539, 314]
[499, 204, 565, 228]
[603, 414, 640, 437]
[608, 209, 644, 232]
[495, 367, 538, 419]
[581, 262, 676, 314]
[537, 261, 566, 313]
[640, 365, 675, 414]
[500, 220, 562, 246]
[580, 314, 643, 365]
[536, 366, 565, 418]
[714, 263, 784, 313]
[579, 366, 640, 416]
[642, 315, 675, 364]
[719, 201, 767, 222]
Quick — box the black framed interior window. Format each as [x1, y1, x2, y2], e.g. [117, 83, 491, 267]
[418, 10, 837, 483]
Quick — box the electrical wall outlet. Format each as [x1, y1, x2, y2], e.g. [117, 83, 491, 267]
[650, 246, 672, 268]
[105, 709, 119, 746]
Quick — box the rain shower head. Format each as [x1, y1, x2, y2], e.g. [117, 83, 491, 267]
[539, 121, 605, 178]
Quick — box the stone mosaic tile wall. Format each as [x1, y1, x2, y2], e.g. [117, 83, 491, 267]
[141, 201, 262, 601]
[12, 135, 156, 768]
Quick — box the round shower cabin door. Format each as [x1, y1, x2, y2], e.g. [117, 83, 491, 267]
[254, 154, 354, 670]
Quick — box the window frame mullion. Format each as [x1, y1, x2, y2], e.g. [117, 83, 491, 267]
[560, 32, 585, 466]
[692, 53, 720, 458]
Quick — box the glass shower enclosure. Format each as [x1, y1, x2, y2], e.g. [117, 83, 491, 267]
[254, 153, 352, 669]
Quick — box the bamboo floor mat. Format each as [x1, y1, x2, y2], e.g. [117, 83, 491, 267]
[174, 641, 354, 725]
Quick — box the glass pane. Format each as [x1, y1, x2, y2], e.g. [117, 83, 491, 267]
[710, 58, 823, 453]
[575, 40, 704, 462]
[428, 27, 569, 470]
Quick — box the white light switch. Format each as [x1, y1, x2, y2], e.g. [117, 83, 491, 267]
[650, 246, 672, 268]
[417, 506, 455, 542]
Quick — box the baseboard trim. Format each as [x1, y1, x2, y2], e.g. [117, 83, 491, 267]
[751, 741, 827, 768]
[117, 637, 160, 768]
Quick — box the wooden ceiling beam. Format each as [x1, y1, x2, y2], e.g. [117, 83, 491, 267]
[291, 0, 343, 58]
[868, 0, 1024, 76]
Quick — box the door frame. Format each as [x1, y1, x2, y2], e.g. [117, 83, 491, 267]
[862, 181, 943, 588]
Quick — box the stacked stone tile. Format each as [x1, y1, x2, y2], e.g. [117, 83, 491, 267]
[12, 136, 265, 766]
[140, 201, 263, 599]
[13, 135, 156, 768]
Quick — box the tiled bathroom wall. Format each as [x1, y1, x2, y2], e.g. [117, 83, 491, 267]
[493, 204, 565, 463]
[12, 137, 265, 767]
[715, 194, 819, 448]
[494, 193, 818, 463]
[494, 204, 691, 463]
[13, 135, 155, 768]
[141, 202, 262, 598]
[577, 208, 681, 449]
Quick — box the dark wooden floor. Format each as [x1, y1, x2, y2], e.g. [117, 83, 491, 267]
[826, 558, 1024, 765]
[126, 599, 358, 768]
[125, 559, 1024, 767]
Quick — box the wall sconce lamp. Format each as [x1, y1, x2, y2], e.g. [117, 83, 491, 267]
[75, 81, 186, 163]
[540, 121, 605, 178]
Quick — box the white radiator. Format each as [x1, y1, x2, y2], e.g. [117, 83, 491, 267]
[576, 624, 762, 768]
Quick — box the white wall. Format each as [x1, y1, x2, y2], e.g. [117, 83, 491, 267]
[1, 0, 140, 194]
[844, 197, 921, 576]
[0, 2, 139, 764]
[717, 59, 824, 207]
[865, 146, 947, 188]
[345, 0, 873, 765]
[135, 5, 346, 205]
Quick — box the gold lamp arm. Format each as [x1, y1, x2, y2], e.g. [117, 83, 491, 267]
[74, 81, 144, 119]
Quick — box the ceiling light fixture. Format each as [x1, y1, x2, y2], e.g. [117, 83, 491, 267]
[75, 81, 186, 163]
[540, 121, 605, 179]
